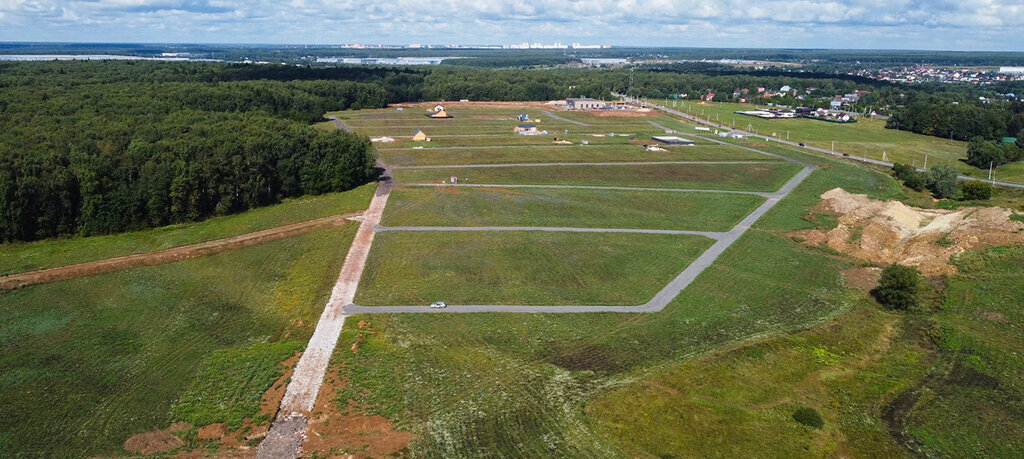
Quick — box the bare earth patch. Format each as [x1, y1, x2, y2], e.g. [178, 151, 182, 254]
[123, 422, 190, 455]
[843, 267, 882, 293]
[302, 364, 416, 458]
[790, 188, 1024, 275]
[979, 311, 1009, 323]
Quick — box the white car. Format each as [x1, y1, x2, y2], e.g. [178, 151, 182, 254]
[429, 301, 447, 309]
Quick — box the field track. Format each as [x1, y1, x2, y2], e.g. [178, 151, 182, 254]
[0, 211, 364, 291]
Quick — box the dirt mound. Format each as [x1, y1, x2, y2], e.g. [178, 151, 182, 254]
[791, 188, 1024, 275]
[123, 422, 190, 455]
[197, 423, 228, 440]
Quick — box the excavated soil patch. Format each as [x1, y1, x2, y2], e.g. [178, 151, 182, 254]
[303, 365, 416, 458]
[123, 422, 190, 455]
[790, 188, 1024, 275]
[843, 267, 882, 293]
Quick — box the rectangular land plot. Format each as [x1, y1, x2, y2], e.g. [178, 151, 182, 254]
[354, 231, 714, 306]
[379, 144, 769, 166]
[382, 186, 764, 231]
[393, 162, 801, 192]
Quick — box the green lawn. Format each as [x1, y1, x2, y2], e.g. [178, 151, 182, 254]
[394, 162, 800, 192]
[354, 231, 713, 306]
[382, 186, 764, 231]
[379, 144, 768, 166]
[0, 224, 357, 456]
[0, 184, 375, 276]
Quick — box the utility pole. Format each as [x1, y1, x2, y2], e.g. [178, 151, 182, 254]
[989, 161, 993, 182]
[924, 154, 928, 169]
[831, 140, 835, 152]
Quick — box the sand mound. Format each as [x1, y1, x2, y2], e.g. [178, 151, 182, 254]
[792, 188, 1024, 275]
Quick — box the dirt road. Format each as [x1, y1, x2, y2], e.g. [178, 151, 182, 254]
[0, 212, 364, 291]
[258, 165, 393, 459]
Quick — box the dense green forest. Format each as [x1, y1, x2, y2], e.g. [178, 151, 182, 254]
[886, 100, 1024, 142]
[0, 62, 383, 242]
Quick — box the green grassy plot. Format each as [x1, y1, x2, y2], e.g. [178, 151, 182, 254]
[354, 231, 713, 306]
[378, 144, 768, 166]
[394, 162, 801, 192]
[382, 186, 764, 231]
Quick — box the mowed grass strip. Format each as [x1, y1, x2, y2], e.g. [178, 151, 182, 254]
[379, 144, 769, 166]
[354, 231, 713, 306]
[0, 184, 375, 276]
[394, 162, 801, 192]
[382, 186, 764, 232]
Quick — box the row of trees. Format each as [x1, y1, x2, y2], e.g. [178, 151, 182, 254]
[966, 137, 1024, 168]
[886, 100, 1024, 143]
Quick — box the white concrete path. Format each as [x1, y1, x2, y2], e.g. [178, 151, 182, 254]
[257, 169, 392, 458]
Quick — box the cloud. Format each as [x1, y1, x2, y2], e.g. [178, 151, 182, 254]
[0, 0, 1020, 50]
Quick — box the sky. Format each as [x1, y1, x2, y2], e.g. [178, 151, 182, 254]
[0, 0, 1021, 51]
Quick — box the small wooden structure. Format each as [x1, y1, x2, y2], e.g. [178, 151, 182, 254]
[412, 129, 430, 142]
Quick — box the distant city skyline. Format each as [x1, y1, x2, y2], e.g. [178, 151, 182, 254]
[0, 1, 1021, 52]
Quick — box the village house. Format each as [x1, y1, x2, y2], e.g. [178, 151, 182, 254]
[427, 104, 453, 118]
[513, 124, 541, 135]
[412, 129, 430, 141]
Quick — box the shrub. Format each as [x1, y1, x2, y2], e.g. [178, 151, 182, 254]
[891, 163, 925, 191]
[959, 181, 993, 201]
[792, 406, 824, 429]
[870, 263, 920, 310]
[926, 164, 959, 199]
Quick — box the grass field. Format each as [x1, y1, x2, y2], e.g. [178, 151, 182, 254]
[672, 101, 1024, 183]
[904, 246, 1024, 456]
[394, 162, 800, 192]
[382, 186, 764, 231]
[586, 245, 1024, 458]
[316, 133, 954, 456]
[0, 184, 375, 276]
[586, 300, 920, 457]
[337, 228, 856, 455]
[353, 231, 713, 306]
[379, 144, 766, 166]
[0, 223, 357, 456]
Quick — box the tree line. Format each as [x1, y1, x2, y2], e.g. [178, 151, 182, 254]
[0, 63, 381, 242]
[885, 100, 1023, 143]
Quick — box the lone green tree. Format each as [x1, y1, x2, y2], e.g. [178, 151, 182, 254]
[870, 263, 920, 310]
[926, 164, 959, 199]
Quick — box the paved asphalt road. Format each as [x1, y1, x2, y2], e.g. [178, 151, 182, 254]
[542, 109, 591, 126]
[396, 182, 774, 196]
[378, 144, 595, 151]
[326, 115, 351, 132]
[392, 160, 781, 169]
[375, 225, 727, 238]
